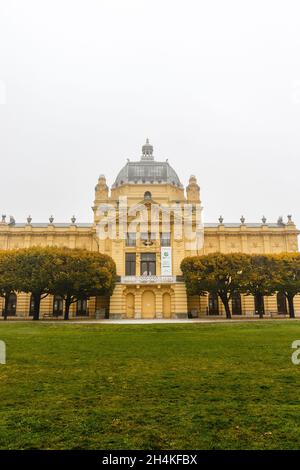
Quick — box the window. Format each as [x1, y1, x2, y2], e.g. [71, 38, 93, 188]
[144, 191, 152, 200]
[141, 253, 156, 276]
[254, 294, 265, 315]
[129, 165, 144, 178]
[277, 292, 287, 314]
[232, 292, 242, 315]
[4, 293, 17, 316]
[128, 165, 167, 180]
[161, 232, 171, 247]
[125, 253, 136, 276]
[208, 293, 219, 315]
[53, 295, 63, 316]
[140, 232, 155, 245]
[141, 232, 149, 241]
[126, 232, 136, 247]
[77, 299, 88, 316]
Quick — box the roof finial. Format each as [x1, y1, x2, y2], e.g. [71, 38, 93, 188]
[141, 138, 154, 161]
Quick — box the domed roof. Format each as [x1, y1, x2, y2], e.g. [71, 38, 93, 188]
[112, 140, 183, 188]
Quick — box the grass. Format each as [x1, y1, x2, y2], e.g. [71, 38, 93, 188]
[0, 321, 300, 449]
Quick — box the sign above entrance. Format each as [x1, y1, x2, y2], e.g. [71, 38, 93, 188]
[121, 275, 176, 284]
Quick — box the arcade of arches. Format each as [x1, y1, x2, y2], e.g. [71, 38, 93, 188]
[124, 288, 174, 319]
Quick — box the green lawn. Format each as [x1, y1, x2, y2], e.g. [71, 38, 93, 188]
[0, 321, 300, 450]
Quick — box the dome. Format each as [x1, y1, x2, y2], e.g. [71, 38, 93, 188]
[112, 140, 183, 188]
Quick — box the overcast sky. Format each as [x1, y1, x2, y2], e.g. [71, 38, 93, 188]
[0, 0, 299, 227]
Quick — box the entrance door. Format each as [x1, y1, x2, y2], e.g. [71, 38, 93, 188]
[162, 293, 171, 318]
[126, 293, 135, 319]
[142, 291, 155, 318]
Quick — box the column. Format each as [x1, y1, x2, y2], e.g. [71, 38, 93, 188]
[156, 287, 163, 319]
[134, 287, 142, 318]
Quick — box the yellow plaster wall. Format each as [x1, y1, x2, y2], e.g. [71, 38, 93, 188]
[0, 172, 299, 319]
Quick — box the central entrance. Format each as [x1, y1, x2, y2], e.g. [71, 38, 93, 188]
[142, 290, 155, 318]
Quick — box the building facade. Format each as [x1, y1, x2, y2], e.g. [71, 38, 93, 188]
[0, 140, 299, 319]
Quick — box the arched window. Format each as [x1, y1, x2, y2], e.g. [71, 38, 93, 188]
[6, 293, 17, 316]
[76, 299, 88, 316]
[208, 293, 219, 315]
[232, 292, 242, 315]
[53, 295, 63, 316]
[277, 292, 287, 314]
[144, 191, 152, 200]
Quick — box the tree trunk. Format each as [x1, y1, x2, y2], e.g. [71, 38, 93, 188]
[64, 297, 72, 320]
[220, 294, 231, 319]
[287, 294, 295, 318]
[32, 294, 41, 321]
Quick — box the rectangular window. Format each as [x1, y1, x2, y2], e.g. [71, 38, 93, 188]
[160, 232, 171, 247]
[125, 253, 136, 276]
[141, 232, 149, 241]
[128, 165, 167, 180]
[126, 232, 136, 247]
[140, 232, 158, 243]
[76, 299, 88, 316]
[141, 253, 156, 276]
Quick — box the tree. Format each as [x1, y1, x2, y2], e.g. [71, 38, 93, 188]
[0, 250, 18, 320]
[272, 253, 300, 318]
[0, 247, 116, 321]
[241, 255, 276, 318]
[50, 249, 116, 320]
[12, 247, 58, 320]
[181, 253, 250, 319]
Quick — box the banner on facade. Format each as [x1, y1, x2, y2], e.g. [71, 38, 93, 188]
[161, 247, 172, 276]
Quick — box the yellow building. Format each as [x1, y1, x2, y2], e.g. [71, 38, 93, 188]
[0, 140, 299, 319]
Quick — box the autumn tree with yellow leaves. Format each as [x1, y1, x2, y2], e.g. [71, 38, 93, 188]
[181, 253, 251, 319]
[272, 253, 300, 318]
[181, 252, 300, 319]
[0, 247, 116, 320]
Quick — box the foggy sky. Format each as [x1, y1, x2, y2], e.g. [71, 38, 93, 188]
[0, 0, 299, 227]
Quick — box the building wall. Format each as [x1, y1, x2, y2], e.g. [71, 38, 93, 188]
[188, 293, 300, 317]
[0, 171, 299, 319]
